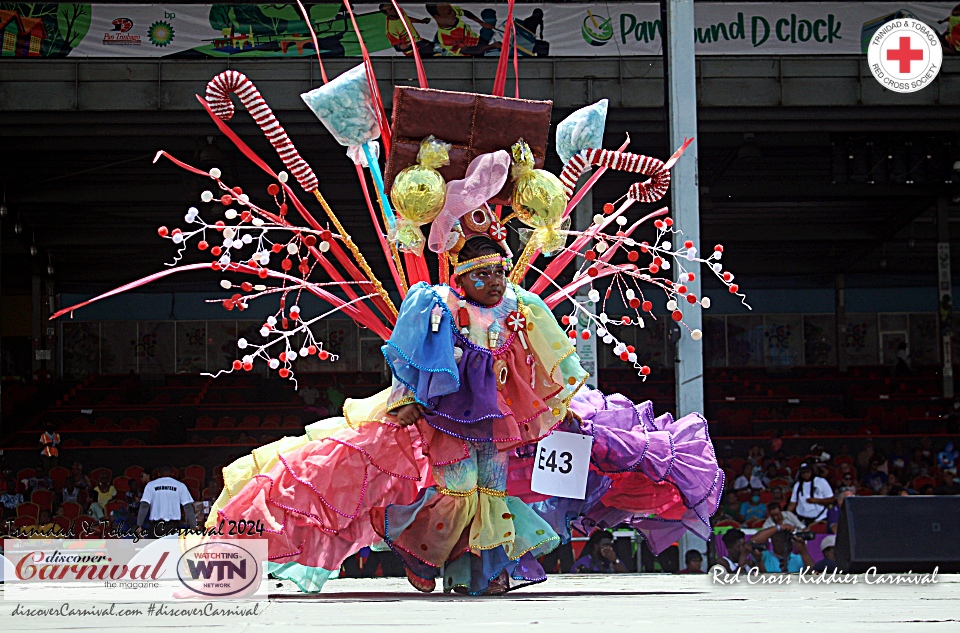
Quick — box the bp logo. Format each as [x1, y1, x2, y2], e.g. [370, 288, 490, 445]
[148, 20, 175, 47]
[582, 12, 614, 46]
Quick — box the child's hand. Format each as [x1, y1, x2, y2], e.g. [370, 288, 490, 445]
[395, 403, 424, 427]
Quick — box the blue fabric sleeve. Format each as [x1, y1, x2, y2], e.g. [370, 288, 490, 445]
[381, 282, 459, 406]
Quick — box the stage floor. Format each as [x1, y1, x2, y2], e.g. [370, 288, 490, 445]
[3, 573, 959, 632]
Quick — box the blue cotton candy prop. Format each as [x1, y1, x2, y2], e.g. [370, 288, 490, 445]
[301, 64, 381, 148]
[555, 99, 608, 164]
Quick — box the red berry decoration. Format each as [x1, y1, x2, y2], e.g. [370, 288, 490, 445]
[654, 220, 664, 229]
[629, 298, 641, 309]
[271, 243, 283, 253]
[715, 244, 724, 252]
[729, 284, 739, 293]
[672, 310, 683, 321]
[304, 235, 317, 247]
[279, 352, 287, 362]
[677, 285, 687, 294]
[307, 345, 317, 355]
[318, 350, 330, 360]
[621, 316, 631, 325]
[627, 345, 636, 354]
[642, 300, 653, 312]
[241, 282, 253, 292]
[211, 246, 222, 256]
[279, 203, 288, 216]
[278, 368, 290, 378]
[561, 315, 571, 325]
[232, 360, 242, 370]
[684, 240, 693, 249]
[220, 195, 232, 206]
[157, 226, 169, 237]
[620, 351, 630, 361]
[242, 362, 253, 371]
[664, 218, 674, 227]
[568, 329, 578, 339]
[653, 257, 663, 266]
[723, 272, 732, 281]
[640, 241, 649, 253]
[687, 294, 698, 304]
[603, 203, 615, 214]
[215, 221, 225, 231]
[585, 250, 597, 261]
[267, 184, 280, 196]
[232, 187, 243, 196]
[258, 268, 268, 279]
[240, 211, 252, 222]
[587, 266, 599, 277]
[222, 299, 234, 310]
[640, 366, 651, 376]
[627, 251, 639, 262]
[197, 240, 208, 251]
[649, 265, 659, 274]
[581, 330, 591, 340]
[320, 230, 332, 242]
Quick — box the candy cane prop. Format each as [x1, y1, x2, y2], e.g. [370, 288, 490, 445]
[558, 138, 694, 204]
[204, 71, 398, 320]
[206, 70, 318, 192]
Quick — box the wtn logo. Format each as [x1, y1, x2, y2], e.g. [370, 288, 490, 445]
[184, 559, 247, 581]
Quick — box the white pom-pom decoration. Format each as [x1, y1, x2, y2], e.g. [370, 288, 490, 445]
[220, 280, 231, 289]
[208, 168, 222, 179]
[172, 233, 183, 244]
[625, 289, 636, 300]
[222, 238, 233, 249]
[319, 241, 330, 253]
[627, 352, 637, 363]
[242, 355, 253, 364]
[661, 260, 671, 270]
[593, 214, 604, 225]
[595, 241, 608, 253]
[714, 252, 723, 261]
[242, 234, 252, 244]
[599, 312, 609, 323]
[661, 241, 672, 250]
[616, 216, 628, 226]
[239, 194, 250, 204]
[238, 338, 248, 349]
[277, 172, 289, 183]
[587, 289, 600, 303]
[597, 327, 608, 337]
[267, 316, 277, 326]
[231, 240, 243, 250]
[666, 300, 678, 311]
[201, 191, 214, 202]
[701, 297, 711, 309]
[254, 284, 266, 291]
[603, 335, 614, 344]
[252, 218, 265, 227]
[260, 327, 270, 337]
[712, 263, 723, 273]
[223, 228, 235, 239]
[268, 358, 280, 369]
[225, 209, 238, 220]
[691, 329, 703, 341]
[287, 243, 298, 255]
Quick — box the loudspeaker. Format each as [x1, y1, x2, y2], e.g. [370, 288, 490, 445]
[835, 496, 960, 573]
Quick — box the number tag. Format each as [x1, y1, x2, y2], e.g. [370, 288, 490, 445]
[530, 431, 593, 500]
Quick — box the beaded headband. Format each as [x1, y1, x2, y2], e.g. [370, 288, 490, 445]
[454, 253, 513, 277]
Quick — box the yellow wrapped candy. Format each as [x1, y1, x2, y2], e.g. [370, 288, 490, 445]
[511, 139, 567, 255]
[389, 136, 450, 254]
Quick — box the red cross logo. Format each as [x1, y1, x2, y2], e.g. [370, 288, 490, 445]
[886, 36, 924, 73]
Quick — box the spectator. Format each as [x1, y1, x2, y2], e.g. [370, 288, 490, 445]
[760, 462, 780, 488]
[827, 489, 854, 534]
[299, 384, 321, 406]
[788, 462, 834, 525]
[676, 549, 705, 574]
[908, 448, 930, 479]
[716, 491, 741, 523]
[762, 502, 806, 531]
[888, 440, 908, 472]
[835, 444, 851, 459]
[747, 444, 765, 468]
[837, 471, 857, 495]
[934, 474, 960, 496]
[893, 341, 911, 375]
[572, 530, 628, 573]
[88, 498, 106, 521]
[138, 465, 196, 535]
[61, 477, 80, 504]
[812, 535, 838, 573]
[739, 493, 767, 523]
[856, 440, 875, 472]
[770, 486, 787, 509]
[38, 423, 61, 475]
[1, 479, 24, 520]
[714, 528, 761, 573]
[920, 437, 935, 467]
[733, 464, 764, 491]
[70, 462, 91, 491]
[749, 525, 813, 573]
[125, 478, 142, 513]
[919, 484, 935, 495]
[93, 472, 117, 508]
[238, 431, 253, 445]
[202, 478, 223, 504]
[861, 458, 888, 493]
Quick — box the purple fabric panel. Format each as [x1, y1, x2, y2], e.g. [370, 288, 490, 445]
[423, 344, 503, 440]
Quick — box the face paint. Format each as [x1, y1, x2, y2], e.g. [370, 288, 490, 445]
[474, 279, 485, 289]
[468, 271, 485, 289]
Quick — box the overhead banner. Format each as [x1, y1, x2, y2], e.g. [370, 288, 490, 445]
[0, 3, 956, 58]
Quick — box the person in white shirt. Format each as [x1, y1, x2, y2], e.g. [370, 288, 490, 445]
[787, 463, 835, 525]
[761, 502, 807, 530]
[137, 466, 196, 534]
[732, 463, 765, 491]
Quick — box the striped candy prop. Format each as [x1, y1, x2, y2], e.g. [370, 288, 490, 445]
[205, 70, 319, 193]
[558, 139, 693, 205]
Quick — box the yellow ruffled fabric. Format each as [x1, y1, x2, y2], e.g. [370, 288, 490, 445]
[206, 388, 392, 529]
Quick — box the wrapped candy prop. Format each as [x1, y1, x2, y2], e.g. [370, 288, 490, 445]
[301, 64, 380, 148]
[555, 99, 608, 164]
[389, 136, 451, 254]
[511, 139, 568, 255]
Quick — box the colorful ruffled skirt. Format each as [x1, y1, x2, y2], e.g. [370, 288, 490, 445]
[209, 386, 722, 593]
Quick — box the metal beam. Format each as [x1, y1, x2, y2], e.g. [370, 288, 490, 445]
[664, 0, 702, 420]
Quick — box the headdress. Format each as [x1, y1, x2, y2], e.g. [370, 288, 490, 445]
[51, 2, 749, 384]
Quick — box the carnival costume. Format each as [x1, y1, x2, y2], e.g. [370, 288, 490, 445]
[54, 0, 745, 596]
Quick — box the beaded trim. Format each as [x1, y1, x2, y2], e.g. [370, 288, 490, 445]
[387, 396, 416, 411]
[454, 253, 512, 277]
[438, 486, 507, 498]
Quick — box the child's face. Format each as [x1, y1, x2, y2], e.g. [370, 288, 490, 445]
[458, 264, 506, 306]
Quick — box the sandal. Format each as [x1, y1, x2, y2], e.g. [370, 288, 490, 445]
[482, 570, 510, 596]
[406, 568, 436, 593]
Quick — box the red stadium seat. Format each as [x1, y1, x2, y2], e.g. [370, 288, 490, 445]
[196, 415, 215, 429]
[124, 465, 144, 480]
[105, 500, 127, 515]
[16, 468, 37, 481]
[113, 476, 130, 492]
[62, 438, 84, 448]
[31, 490, 53, 511]
[17, 502, 40, 520]
[216, 417, 237, 429]
[239, 415, 260, 429]
[88, 467, 113, 483]
[90, 439, 112, 447]
[60, 501, 82, 519]
[184, 465, 205, 483]
[122, 438, 145, 447]
[211, 436, 232, 445]
[48, 466, 71, 488]
[52, 516, 72, 533]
